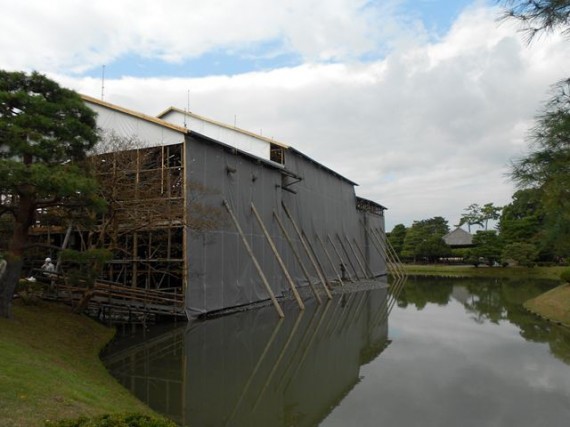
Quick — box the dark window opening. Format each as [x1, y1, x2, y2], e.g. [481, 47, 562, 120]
[270, 143, 284, 165]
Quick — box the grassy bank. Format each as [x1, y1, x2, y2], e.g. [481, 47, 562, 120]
[403, 264, 567, 281]
[524, 284, 570, 327]
[0, 300, 153, 427]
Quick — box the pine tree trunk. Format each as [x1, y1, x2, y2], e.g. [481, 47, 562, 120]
[0, 259, 24, 318]
[0, 194, 34, 318]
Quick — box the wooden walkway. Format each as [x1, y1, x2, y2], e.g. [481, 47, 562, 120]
[39, 273, 186, 320]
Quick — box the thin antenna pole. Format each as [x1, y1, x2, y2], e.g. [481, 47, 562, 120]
[101, 65, 105, 101]
[184, 89, 189, 128]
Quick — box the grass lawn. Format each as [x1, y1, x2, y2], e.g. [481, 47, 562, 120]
[0, 300, 153, 427]
[403, 264, 567, 281]
[524, 283, 570, 327]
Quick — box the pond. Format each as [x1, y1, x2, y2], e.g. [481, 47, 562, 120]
[102, 277, 570, 426]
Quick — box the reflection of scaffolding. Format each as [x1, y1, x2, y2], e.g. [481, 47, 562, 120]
[103, 287, 390, 427]
[366, 227, 408, 316]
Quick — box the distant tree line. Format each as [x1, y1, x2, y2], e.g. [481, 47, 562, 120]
[388, 188, 567, 267]
[388, 1, 570, 268]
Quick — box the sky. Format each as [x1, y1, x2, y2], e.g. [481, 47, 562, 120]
[1, 0, 569, 231]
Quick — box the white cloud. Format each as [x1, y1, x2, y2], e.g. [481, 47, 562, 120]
[2, 2, 569, 230]
[0, 0, 407, 73]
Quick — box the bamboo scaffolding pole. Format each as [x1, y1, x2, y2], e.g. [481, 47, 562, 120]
[327, 234, 353, 282]
[316, 234, 344, 287]
[364, 229, 407, 317]
[376, 227, 408, 279]
[336, 234, 360, 280]
[368, 227, 402, 280]
[273, 211, 322, 304]
[343, 234, 368, 278]
[352, 237, 374, 278]
[301, 230, 331, 288]
[365, 227, 407, 318]
[55, 224, 73, 273]
[281, 203, 332, 300]
[223, 200, 285, 318]
[372, 226, 403, 278]
[251, 202, 304, 310]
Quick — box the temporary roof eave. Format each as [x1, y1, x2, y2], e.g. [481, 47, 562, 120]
[81, 95, 188, 134]
[158, 107, 358, 187]
[157, 106, 289, 149]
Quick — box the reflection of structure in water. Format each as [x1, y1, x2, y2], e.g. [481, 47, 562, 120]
[103, 288, 390, 426]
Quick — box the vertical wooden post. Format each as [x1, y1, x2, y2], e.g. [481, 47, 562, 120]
[281, 203, 332, 300]
[182, 141, 189, 296]
[223, 200, 285, 318]
[273, 211, 322, 304]
[251, 203, 304, 310]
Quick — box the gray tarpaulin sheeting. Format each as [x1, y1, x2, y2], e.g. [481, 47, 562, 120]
[185, 133, 386, 317]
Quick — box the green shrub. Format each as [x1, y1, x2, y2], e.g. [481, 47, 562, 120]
[501, 242, 538, 267]
[561, 268, 570, 283]
[45, 413, 176, 427]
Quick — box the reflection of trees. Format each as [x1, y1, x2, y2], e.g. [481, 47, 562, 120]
[398, 276, 570, 365]
[463, 277, 570, 365]
[396, 277, 453, 310]
[463, 281, 507, 324]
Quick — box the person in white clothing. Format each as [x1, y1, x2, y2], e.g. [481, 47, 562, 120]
[41, 257, 55, 273]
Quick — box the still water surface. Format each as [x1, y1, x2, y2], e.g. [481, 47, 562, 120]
[103, 277, 570, 426]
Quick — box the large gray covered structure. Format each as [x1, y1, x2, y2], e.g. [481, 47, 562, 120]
[81, 96, 387, 318]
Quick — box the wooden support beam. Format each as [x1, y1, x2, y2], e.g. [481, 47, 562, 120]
[302, 230, 331, 288]
[352, 237, 374, 278]
[223, 200, 285, 318]
[281, 203, 332, 300]
[368, 227, 400, 279]
[336, 234, 359, 280]
[370, 227, 403, 280]
[251, 202, 304, 310]
[327, 234, 353, 282]
[376, 227, 408, 278]
[316, 234, 344, 287]
[343, 234, 368, 278]
[273, 211, 322, 304]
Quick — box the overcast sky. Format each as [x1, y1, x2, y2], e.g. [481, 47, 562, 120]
[2, 0, 569, 230]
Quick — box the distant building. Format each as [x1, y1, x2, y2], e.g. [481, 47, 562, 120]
[442, 227, 473, 248]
